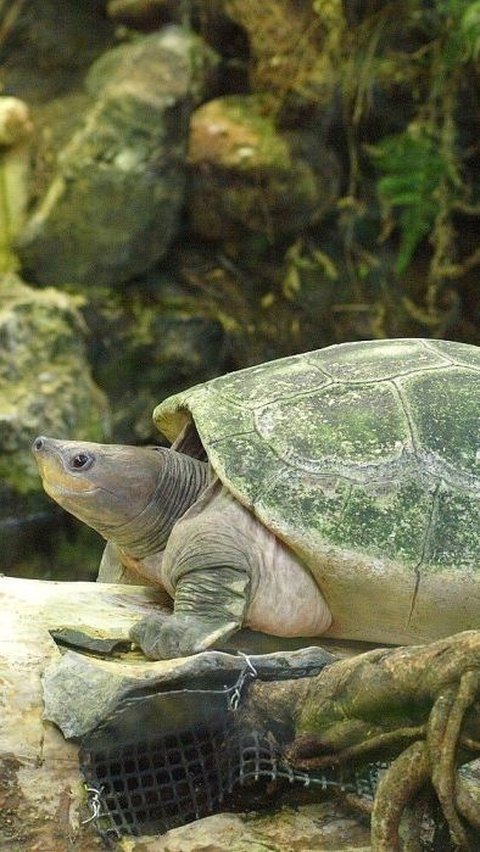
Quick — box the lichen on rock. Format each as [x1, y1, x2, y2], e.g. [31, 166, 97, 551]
[0, 272, 109, 517]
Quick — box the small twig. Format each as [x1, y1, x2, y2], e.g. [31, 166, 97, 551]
[0, 0, 28, 52]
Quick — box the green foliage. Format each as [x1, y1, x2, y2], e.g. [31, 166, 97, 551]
[357, 0, 480, 285]
[459, 0, 480, 60]
[434, 0, 480, 69]
[370, 127, 453, 274]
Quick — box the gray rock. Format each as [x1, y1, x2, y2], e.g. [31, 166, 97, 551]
[0, 273, 109, 544]
[43, 645, 334, 739]
[17, 28, 218, 286]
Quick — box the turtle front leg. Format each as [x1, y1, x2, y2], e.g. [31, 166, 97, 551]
[130, 566, 250, 658]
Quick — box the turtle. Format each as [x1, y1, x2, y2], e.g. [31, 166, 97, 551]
[32, 337, 480, 660]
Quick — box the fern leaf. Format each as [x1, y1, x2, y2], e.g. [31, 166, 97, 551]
[370, 128, 449, 273]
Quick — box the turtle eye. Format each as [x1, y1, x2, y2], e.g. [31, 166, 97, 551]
[70, 452, 93, 471]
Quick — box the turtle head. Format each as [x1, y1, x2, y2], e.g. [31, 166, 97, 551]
[32, 436, 167, 543]
[32, 436, 209, 556]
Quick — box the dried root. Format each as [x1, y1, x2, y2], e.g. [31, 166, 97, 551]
[338, 671, 480, 850]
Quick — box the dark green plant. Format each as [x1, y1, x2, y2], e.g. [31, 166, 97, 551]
[370, 126, 454, 275]
[349, 0, 480, 322]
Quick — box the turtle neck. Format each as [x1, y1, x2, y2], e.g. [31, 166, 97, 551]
[112, 449, 211, 559]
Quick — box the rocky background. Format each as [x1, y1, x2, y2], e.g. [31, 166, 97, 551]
[1, 0, 480, 576]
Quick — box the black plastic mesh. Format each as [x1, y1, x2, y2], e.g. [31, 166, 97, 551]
[77, 655, 464, 848]
[81, 720, 234, 837]
[80, 716, 386, 841]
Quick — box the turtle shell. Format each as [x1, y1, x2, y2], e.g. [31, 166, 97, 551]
[153, 339, 480, 644]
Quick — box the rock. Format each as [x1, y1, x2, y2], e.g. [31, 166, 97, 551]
[28, 91, 93, 208]
[0, 96, 33, 147]
[187, 95, 340, 241]
[0, 575, 371, 851]
[0, 576, 166, 852]
[0, 273, 109, 560]
[134, 807, 372, 851]
[0, 97, 33, 272]
[82, 273, 226, 442]
[17, 28, 218, 286]
[105, 0, 243, 67]
[44, 645, 334, 739]
[0, 0, 115, 103]
[3, 576, 479, 849]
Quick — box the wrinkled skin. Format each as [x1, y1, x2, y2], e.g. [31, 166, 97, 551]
[242, 631, 480, 851]
[31, 436, 331, 657]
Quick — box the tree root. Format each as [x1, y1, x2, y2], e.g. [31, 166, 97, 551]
[371, 740, 430, 852]
[428, 670, 480, 849]
[341, 671, 480, 850]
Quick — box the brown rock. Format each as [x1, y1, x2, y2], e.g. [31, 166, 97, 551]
[188, 96, 340, 241]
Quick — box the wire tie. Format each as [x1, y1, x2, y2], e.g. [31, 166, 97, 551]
[82, 785, 104, 825]
[228, 653, 257, 712]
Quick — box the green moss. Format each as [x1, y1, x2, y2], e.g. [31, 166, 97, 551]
[213, 95, 292, 172]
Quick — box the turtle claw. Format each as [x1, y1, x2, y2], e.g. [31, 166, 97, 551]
[129, 613, 171, 658]
[129, 613, 238, 659]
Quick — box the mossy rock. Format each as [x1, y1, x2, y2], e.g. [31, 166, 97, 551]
[17, 28, 218, 286]
[188, 95, 340, 241]
[0, 273, 109, 552]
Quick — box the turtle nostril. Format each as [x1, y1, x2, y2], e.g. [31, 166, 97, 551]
[32, 436, 45, 452]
